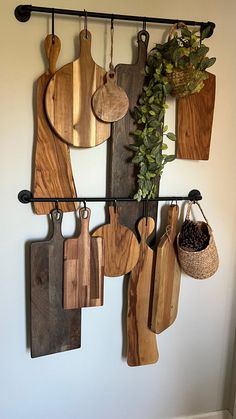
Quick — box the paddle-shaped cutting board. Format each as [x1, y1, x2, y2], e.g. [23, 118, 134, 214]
[45, 29, 111, 148]
[92, 206, 140, 277]
[176, 72, 216, 160]
[151, 205, 181, 334]
[30, 209, 81, 358]
[32, 35, 77, 214]
[127, 217, 159, 366]
[64, 208, 104, 309]
[108, 30, 158, 238]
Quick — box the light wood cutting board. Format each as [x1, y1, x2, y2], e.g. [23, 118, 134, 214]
[151, 205, 181, 334]
[127, 217, 159, 366]
[176, 72, 216, 160]
[64, 208, 104, 309]
[45, 29, 111, 148]
[92, 206, 140, 277]
[32, 34, 77, 214]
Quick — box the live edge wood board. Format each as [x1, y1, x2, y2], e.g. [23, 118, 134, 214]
[32, 34, 77, 214]
[45, 29, 111, 148]
[127, 217, 158, 366]
[108, 30, 158, 239]
[30, 210, 81, 358]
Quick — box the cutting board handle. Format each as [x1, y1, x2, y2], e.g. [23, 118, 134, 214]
[44, 34, 61, 75]
[79, 29, 93, 62]
[166, 205, 179, 242]
[50, 208, 63, 239]
[137, 217, 155, 244]
[137, 30, 149, 64]
[108, 205, 118, 226]
[79, 207, 91, 234]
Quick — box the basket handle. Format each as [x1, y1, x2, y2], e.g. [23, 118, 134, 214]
[168, 22, 188, 41]
[186, 201, 209, 224]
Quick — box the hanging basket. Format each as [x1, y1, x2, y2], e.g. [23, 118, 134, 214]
[177, 201, 219, 279]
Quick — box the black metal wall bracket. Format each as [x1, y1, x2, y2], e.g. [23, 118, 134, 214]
[18, 189, 202, 204]
[14, 5, 215, 36]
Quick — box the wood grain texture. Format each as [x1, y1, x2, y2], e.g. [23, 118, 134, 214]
[92, 206, 140, 277]
[92, 69, 129, 122]
[151, 205, 181, 334]
[45, 29, 111, 148]
[32, 34, 77, 215]
[30, 209, 81, 358]
[64, 208, 104, 309]
[127, 217, 159, 366]
[176, 72, 216, 160]
[108, 30, 158, 238]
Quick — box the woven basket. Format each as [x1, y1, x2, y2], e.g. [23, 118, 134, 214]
[166, 22, 196, 98]
[177, 202, 219, 279]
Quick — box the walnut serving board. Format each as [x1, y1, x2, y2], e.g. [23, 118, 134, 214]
[176, 72, 216, 160]
[108, 30, 158, 237]
[92, 206, 140, 277]
[64, 208, 104, 309]
[127, 217, 159, 366]
[45, 29, 111, 148]
[151, 205, 181, 334]
[33, 35, 77, 214]
[30, 209, 81, 358]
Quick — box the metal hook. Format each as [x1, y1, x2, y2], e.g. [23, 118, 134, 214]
[84, 9, 88, 38]
[111, 14, 114, 30]
[82, 199, 87, 211]
[54, 199, 59, 213]
[52, 8, 55, 43]
[143, 17, 146, 31]
[113, 199, 117, 213]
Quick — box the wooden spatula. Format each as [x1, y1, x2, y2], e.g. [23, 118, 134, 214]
[30, 209, 81, 358]
[127, 217, 159, 366]
[176, 72, 216, 160]
[64, 207, 104, 309]
[45, 29, 111, 148]
[32, 34, 77, 214]
[151, 205, 181, 334]
[92, 206, 140, 277]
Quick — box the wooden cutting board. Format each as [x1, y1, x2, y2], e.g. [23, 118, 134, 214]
[176, 72, 216, 160]
[92, 206, 140, 277]
[151, 205, 181, 334]
[108, 30, 158, 238]
[64, 208, 104, 309]
[30, 209, 81, 358]
[127, 217, 159, 366]
[45, 29, 111, 148]
[33, 34, 77, 214]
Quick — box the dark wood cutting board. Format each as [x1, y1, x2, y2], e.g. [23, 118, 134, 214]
[45, 29, 111, 148]
[64, 208, 104, 309]
[107, 30, 158, 238]
[32, 34, 77, 214]
[151, 205, 181, 334]
[176, 72, 216, 160]
[127, 217, 158, 366]
[30, 209, 81, 358]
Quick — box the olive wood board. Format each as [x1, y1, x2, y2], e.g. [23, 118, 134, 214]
[92, 206, 140, 277]
[30, 209, 81, 358]
[32, 34, 77, 214]
[64, 208, 104, 309]
[108, 30, 158, 238]
[45, 29, 111, 148]
[127, 217, 159, 366]
[151, 205, 181, 334]
[176, 72, 216, 160]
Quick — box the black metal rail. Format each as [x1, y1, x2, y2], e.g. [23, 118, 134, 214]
[14, 5, 215, 36]
[18, 189, 202, 204]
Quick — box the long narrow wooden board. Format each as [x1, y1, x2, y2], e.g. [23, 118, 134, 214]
[127, 217, 159, 366]
[32, 34, 77, 214]
[45, 29, 111, 148]
[176, 72, 216, 160]
[64, 208, 104, 309]
[30, 209, 81, 358]
[151, 205, 181, 334]
[108, 30, 158, 238]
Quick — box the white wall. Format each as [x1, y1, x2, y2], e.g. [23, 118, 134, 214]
[1, 1, 236, 418]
